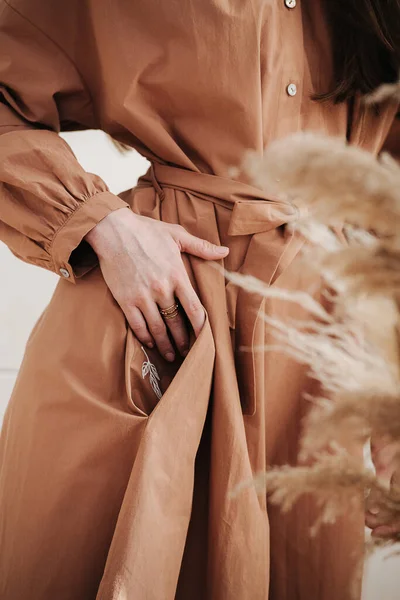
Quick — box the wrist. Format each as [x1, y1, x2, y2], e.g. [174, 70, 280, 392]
[84, 207, 133, 254]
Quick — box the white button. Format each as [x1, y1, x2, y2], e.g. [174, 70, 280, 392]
[286, 83, 297, 97]
[59, 268, 70, 278]
[285, 0, 297, 8]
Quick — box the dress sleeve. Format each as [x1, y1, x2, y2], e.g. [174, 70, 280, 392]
[0, 0, 130, 283]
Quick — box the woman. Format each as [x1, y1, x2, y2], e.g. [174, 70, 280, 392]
[0, 0, 398, 598]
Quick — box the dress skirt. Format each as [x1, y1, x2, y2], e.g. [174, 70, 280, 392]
[0, 164, 364, 600]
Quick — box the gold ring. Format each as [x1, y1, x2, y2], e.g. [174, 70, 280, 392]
[159, 302, 179, 320]
[162, 309, 179, 320]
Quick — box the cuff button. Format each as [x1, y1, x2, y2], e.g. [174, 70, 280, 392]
[59, 268, 70, 278]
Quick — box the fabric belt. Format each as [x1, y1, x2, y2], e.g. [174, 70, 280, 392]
[138, 161, 307, 415]
[139, 161, 303, 234]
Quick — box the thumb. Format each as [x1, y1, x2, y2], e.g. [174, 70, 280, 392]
[178, 230, 229, 260]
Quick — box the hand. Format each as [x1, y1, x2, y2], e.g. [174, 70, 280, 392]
[365, 435, 400, 539]
[85, 207, 229, 362]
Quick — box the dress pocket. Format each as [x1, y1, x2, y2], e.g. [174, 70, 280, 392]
[124, 326, 186, 417]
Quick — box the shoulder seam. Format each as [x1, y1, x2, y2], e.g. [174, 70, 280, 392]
[2, 0, 98, 126]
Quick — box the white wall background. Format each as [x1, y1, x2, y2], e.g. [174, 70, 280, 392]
[0, 130, 399, 598]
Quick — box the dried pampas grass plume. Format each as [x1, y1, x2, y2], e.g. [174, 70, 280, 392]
[223, 268, 332, 322]
[240, 132, 400, 238]
[262, 453, 369, 534]
[319, 245, 400, 302]
[224, 267, 399, 398]
[364, 79, 400, 105]
[258, 308, 399, 397]
[261, 451, 400, 542]
[232, 448, 400, 546]
[300, 392, 400, 460]
[228, 124, 400, 553]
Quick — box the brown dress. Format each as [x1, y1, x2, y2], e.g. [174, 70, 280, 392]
[0, 1, 398, 599]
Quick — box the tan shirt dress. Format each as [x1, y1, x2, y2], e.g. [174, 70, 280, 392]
[0, 1, 398, 599]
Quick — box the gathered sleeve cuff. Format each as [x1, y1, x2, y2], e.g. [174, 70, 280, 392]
[0, 127, 129, 283]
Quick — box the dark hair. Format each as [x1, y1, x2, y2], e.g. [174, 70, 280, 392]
[320, 0, 400, 103]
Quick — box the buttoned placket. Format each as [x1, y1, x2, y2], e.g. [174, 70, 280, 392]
[281, 0, 303, 129]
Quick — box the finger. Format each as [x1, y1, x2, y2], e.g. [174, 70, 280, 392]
[124, 306, 154, 348]
[375, 451, 399, 491]
[175, 276, 205, 338]
[371, 434, 392, 457]
[174, 228, 229, 261]
[158, 297, 190, 358]
[365, 487, 384, 515]
[371, 437, 400, 483]
[140, 300, 176, 362]
[365, 511, 388, 530]
[390, 467, 400, 498]
[371, 523, 400, 539]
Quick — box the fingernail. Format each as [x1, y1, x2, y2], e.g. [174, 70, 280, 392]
[216, 246, 229, 254]
[165, 352, 175, 362]
[369, 507, 380, 515]
[147, 341, 154, 348]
